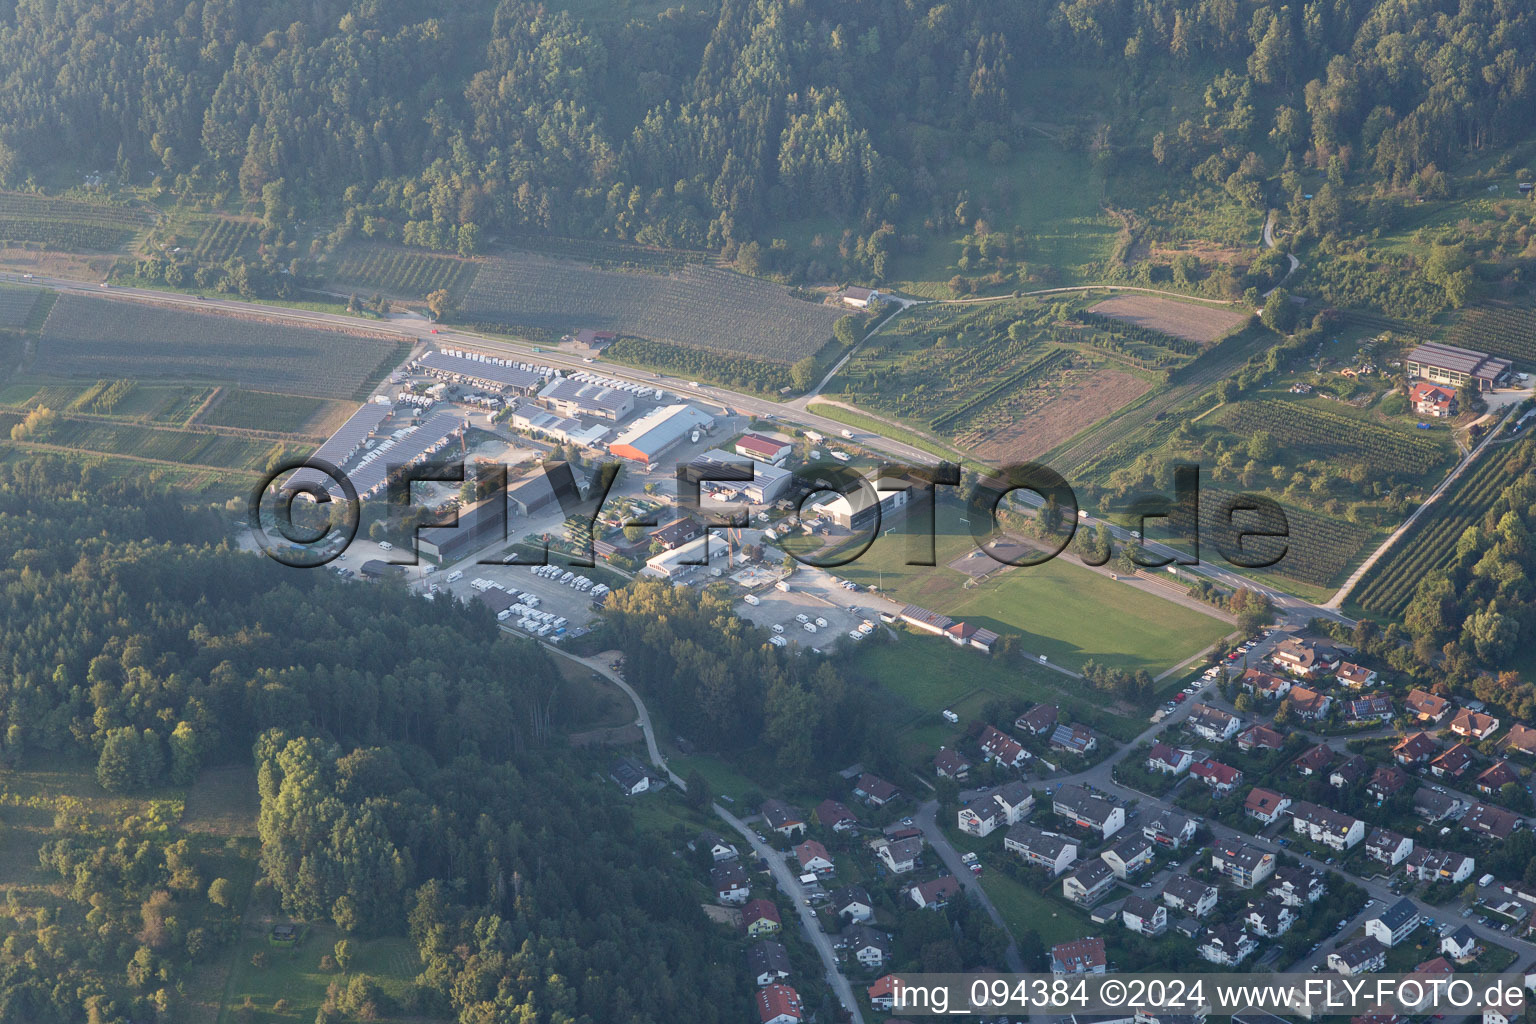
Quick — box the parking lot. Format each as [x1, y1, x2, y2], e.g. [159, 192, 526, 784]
[733, 565, 898, 652]
[435, 560, 607, 637]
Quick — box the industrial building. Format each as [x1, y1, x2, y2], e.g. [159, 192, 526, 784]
[608, 404, 715, 464]
[810, 481, 910, 531]
[507, 470, 562, 516]
[691, 448, 795, 504]
[734, 433, 793, 465]
[1404, 343, 1512, 392]
[537, 378, 635, 421]
[416, 350, 546, 394]
[507, 402, 612, 447]
[283, 400, 393, 496]
[418, 497, 509, 563]
[642, 533, 738, 578]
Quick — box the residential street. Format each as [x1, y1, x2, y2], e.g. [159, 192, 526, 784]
[914, 798, 1027, 972]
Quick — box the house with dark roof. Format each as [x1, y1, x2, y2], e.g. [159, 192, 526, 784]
[1269, 864, 1326, 906]
[649, 517, 702, 550]
[853, 773, 898, 806]
[829, 885, 873, 923]
[1245, 896, 1297, 937]
[1329, 936, 1387, 975]
[1050, 936, 1107, 975]
[747, 939, 792, 986]
[1016, 704, 1059, 735]
[1413, 788, 1465, 822]
[1330, 755, 1368, 789]
[1050, 722, 1098, 756]
[1394, 731, 1439, 765]
[1053, 785, 1126, 838]
[1271, 637, 1342, 677]
[1442, 924, 1480, 961]
[1504, 723, 1536, 757]
[760, 799, 806, 837]
[713, 861, 749, 904]
[1368, 764, 1411, 801]
[1365, 828, 1413, 866]
[1241, 667, 1291, 699]
[1004, 823, 1078, 876]
[978, 724, 1029, 768]
[1122, 894, 1167, 936]
[693, 830, 739, 862]
[1212, 842, 1275, 888]
[1465, 802, 1522, 840]
[1475, 760, 1518, 794]
[1161, 874, 1218, 918]
[934, 747, 971, 779]
[1100, 834, 1155, 879]
[1405, 846, 1476, 882]
[1237, 724, 1285, 752]
[1187, 703, 1241, 742]
[1290, 800, 1365, 849]
[1190, 758, 1242, 794]
[1346, 695, 1394, 722]
[610, 755, 663, 796]
[1142, 809, 1195, 850]
[958, 801, 1000, 838]
[1293, 744, 1335, 776]
[992, 782, 1035, 824]
[910, 875, 961, 910]
[813, 799, 859, 833]
[1365, 898, 1421, 947]
[1198, 923, 1257, 966]
[1063, 859, 1117, 904]
[878, 837, 925, 874]
[835, 923, 890, 967]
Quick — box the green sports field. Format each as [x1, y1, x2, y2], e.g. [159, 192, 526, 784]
[833, 504, 1230, 676]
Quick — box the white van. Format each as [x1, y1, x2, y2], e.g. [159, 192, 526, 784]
[447, 570, 464, 582]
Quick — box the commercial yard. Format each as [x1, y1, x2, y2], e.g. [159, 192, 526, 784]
[1088, 294, 1249, 344]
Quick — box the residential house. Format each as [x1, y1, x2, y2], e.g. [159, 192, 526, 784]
[713, 861, 750, 905]
[1475, 760, 1518, 795]
[1064, 859, 1117, 904]
[1271, 637, 1342, 677]
[1465, 802, 1522, 840]
[1449, 709, 1499, 739]
[1101, 834, 1155, 879]
[694, 830, 739, 862]
[1245, 787, 1292, 825]
[1212, 842, 1276, 888]
[1198, 923, 1257, 966]
[760, 799, 807, 838]
[934, 748, 971, 780]
[1142, 809, 1196, 851]
[1190, 758, 1243, 795]
[743, 899, 782, 937]
[1413, 788, 1465, 822]
[1162, 874, 1219, 918]
[1364, 828, 1413, 867]
[1053, 785, 1126, 838]
[1005, 823, 1078, 876]
[878, 837, 924, 874]
[814, 799, 860, 833]
[794, 840, 834, 876]
[958, 801, 1001, 838]
[756, 983, 804, 1024]
[1503, 723, 1536, 758]
[1293, 744, 1336, 776]
[747, 940, 792, 986]
[1269, 865, 1327, 907]
[1432, 742, 1476, 778]
[1288, 685, 1332, 719]
[1187, 704, 1241, 742]
[1337, 662, 1380, 688]
[1346, 695, 1394, 723]
[1237, 724, 1285, 752]
[1245, 897, 1297, 938]
[1403, 848, 1476, 884]
[1442, 925, 1480, 961]
[1241, 668, 1291, 699]
[610, 756, 660, 795]
[1406, 689, 1452, 723]
[1051, 723, 1098, 756]
[1329, 937, 1388, 975]
[1017, 704, 1059, 736]
[867, 975, 897, 1012]
[1411, 381, 1459, 417]
[1146, 743, 1194, 775]
[829, 885, 874, 923]
[910, 875, 960, 910]
[979, 724, 1029, 769]
[991, 781, 1035, 824]
[1050, 937, 1107, 975]
[836, 924, 890, 968]
[1365, 898, 1421, 948]
[1122, 895, 1168, 937]
[1403, 957, 1455, 1013]
[1368, 765, 1411, 802]
[1290, 800, 1365, 850]
[1394, 731, 1439, 766]
[853, 773, 899, 806]
[1330, 755, 1368, 789]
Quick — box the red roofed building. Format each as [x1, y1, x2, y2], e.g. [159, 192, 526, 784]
[1050, 936, 1107, 975]
[1190, 758, 1243, 794]
[1237, 724, 1285, 752]
[1475, 760, 1518, 795]
[734, 433, 793, 465]
[979, 724, 1028, 768]
[1245, 787, 1292, 824]
[743, 899, 783, 938]
[1410, 381, 1458, 418]
[756, 983, 804, 1024]
[1394, 731, 1439, 765]
[794, 839, 834, 875]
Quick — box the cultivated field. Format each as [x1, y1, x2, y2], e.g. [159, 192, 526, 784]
[0, 284, 40, 328]
[36, 295, 408, 399]
[0, 379, 214, 424]
[1200, 488, 1375, 590]
[1218, 398, 1449, 477]
[191, 216, 259, 262]
[968, 364, 1151, 464]
[1448, 303, 1536, 368]
[37, 416, 306, 471]
[330, 243, 478, 299]
[1351, 437, 1533, 617]
[0, 191, 152, 250]
[198, 389, 356, 436]
[1089, 294, 1248, 343]
[460, 253, 843, 362]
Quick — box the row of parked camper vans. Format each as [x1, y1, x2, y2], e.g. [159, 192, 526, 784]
[528, 563, 611, 598]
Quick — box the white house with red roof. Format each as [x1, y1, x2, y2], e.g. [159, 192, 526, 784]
[756, 983, 804, 1024]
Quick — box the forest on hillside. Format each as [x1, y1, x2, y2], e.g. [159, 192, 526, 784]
[0, 0, 1531, 279]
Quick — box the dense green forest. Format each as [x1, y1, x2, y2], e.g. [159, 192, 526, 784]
[0, 456, 742, 1024]
[1, 0, 1532, 278]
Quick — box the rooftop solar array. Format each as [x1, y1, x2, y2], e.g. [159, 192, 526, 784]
[343, 411, 466, 498]
[538, 377, 633, 415]
[417, 350, 546, 390]
[284, 402, 393, 493]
